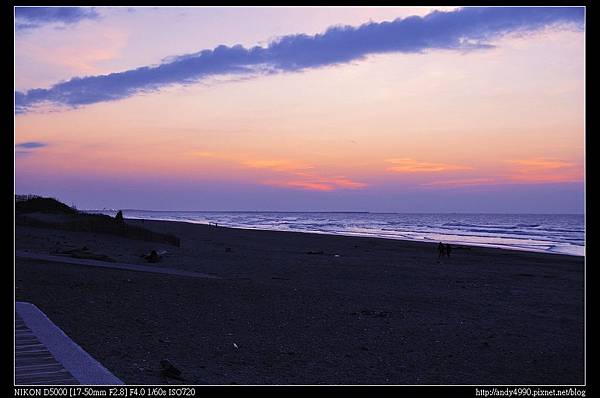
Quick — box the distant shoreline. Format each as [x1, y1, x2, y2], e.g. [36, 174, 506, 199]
[85, 209, 585, 216]
[104, 215, 585, 258]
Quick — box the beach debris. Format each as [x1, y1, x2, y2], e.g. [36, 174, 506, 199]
[115, 210, 125, 224]
[334, 254, 341, 258]
[54, 247, 116, 262]
[306, 250, 325, 255]
[142, 250, 161, 263]
[159, 359, 185, 381]
[233, 343, 238, 349]
[350, 310, 392, 318]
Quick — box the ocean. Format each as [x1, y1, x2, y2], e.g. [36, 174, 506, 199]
[91, 211, 584, 256]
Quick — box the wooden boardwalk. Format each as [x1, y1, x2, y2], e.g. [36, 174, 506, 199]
[15, 302, 123, 385]
[15, 312, 79, 385]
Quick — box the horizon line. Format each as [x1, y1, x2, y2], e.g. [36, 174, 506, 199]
[84, 209, 585, 216]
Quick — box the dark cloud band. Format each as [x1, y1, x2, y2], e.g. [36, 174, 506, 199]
[15, 7, 584, 114]
[15, 7, 99, 30]
[15, 142, 48, 149]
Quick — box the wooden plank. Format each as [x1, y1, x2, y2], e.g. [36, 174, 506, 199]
[16, 351, 57, 358]
[17, 374, 78, 384]
[16, 348, 48, 354]
[15, 312, 79, 385]
[17, 369, 74, 379]
[16, 341, 44, 346]
[15, 364, 65, 373]
[27, 378, 79, 385]
[16, 334, 38, 339]
[16, 369, 66, 377]
[16, 369, 74, 378]
[16, 345, 46, 352]
[18, 377, 78, 384]
[16, 354, 61, 363]
[16, 338, 39, 344]
[16, 354, 57, 361]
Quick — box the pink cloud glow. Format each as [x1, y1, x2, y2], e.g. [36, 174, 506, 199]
[420, 178, 497, 188]
[505, 158, 582, 183]
[386, 158, 472, 173]
[193, 152, 367, 191]
[264, 177, 368, 192]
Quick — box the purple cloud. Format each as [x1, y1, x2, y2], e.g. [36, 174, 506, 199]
[15, 7, 584, 114]
[15, 7, 99, 31]
[15, 141, 48, 149]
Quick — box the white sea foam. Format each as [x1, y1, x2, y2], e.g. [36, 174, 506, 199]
[89, 211, 584, 256]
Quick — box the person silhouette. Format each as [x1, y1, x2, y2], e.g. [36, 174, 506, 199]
[438, 242, 446, 259]
[445, 243, 452, 258]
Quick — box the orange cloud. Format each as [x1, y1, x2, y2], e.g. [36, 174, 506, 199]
[386, 158, 472, 173]
[193, 151, 367, 191]
[507, 158, 574, 169]
[421, 178, 497, 187]
[265, 177, 367, 192]
[194, 152, 313, 173]
[505, 158, 582, 183]
[241, 159, 313, 172]
[267, 181, 335, 191]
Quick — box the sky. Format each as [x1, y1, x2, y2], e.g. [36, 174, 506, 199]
[14, 6, 585, 213]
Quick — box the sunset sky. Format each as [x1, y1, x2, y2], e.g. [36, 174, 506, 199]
[14, 6, 585, 212]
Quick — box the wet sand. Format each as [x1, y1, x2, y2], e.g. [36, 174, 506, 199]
[15, 219, 584, 384]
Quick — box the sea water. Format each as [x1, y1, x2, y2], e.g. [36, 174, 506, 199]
[90, 211, 584, 256]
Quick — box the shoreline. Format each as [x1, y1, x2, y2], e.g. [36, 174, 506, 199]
[120, 216, 584, 258]
[15, 217, 585, 384]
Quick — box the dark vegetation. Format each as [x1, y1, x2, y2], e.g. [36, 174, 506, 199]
[15, 195, 78, 215]
[15, 195, 180, 247]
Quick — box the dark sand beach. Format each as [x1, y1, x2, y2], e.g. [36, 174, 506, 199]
[15, 219, 584, 385]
